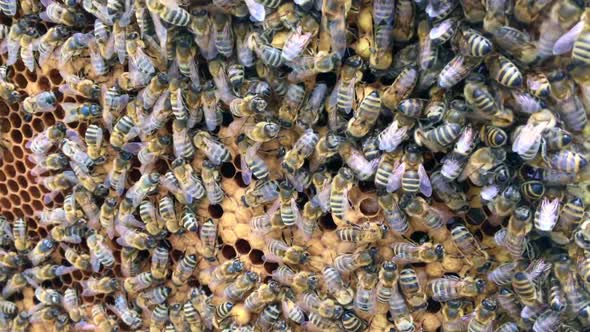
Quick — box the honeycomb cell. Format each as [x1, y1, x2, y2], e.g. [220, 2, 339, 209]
[359, 197, 379, 216]
[15, 161, 25, 174]
[48, 69, 62, 85]
[8, 112, 21, 128]
[263, 262, 279, 274]
[128, 168, 141, 183]
[319, 214, 337, 231]
[63, 96, 76, 103]
[31, 118, 44, 133]
[14, 74, 27, 89]
[21, 124, 32, 139]
[0, 170, 5, 182]
[38, 76, 51, 91]
[4, 165, 16, 178]
[208, 204, 224, 218]
[22, 204, 33, 216]
[234, 174, 248, 188]
[30, 186, 40, 199]
[235, 239, 251, 254]
[61, 274, 72, 285]
[249, 249, 264, 265]
[19, 190, 30, 203]
[2, 151, 14, 163]
[220, 162, 236, 178]
[13, 60, 25, 72]
[25, 70, 37, 82]
[221, 245, 237, 259]
[0, 183, 6, 195]
[0, 197, 9, 209]
[12, 146, 23, 160]
[37, 228, 48, 238]
[233, 155, 242, 169]
[0, 102, 8, 116]
[9, 194, 21, 206]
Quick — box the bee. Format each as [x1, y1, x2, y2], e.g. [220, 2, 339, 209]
[125, 32, 155, 86]
[281, 129, 319, 173]
[44, 2, 86, 27]
[438, 55, 481, 89]
[151, 303, 169, 331]
[334, 247, 377, 274]
[333, 55, 363, 115]
[109, 115, 140, 149]
[21, 91, 57, 116]
[139, 72, 169, 110]
[237, 136, 269, 185]
[248, 32, 282, 67]
[399, 265, 428, 311]
[547, 150, 588, 173]
[242, 179, 280, 207]
[199, 218, 218, 261]
[12, 217, 28, 253]
[265, 238, 310, 265]
[60, 32, 92, 67]
[548, 277, 567, 312]
[11, 312, 31, 332]
[429, 276, 486, 301]
[225, 271, 260, 301]
[193, 131, 232, 165]
[151, 246, 169, 281]
[227, 64, 245, 94]
[341, 311, 368, 332]
[35, 287, 62, 306]
[388, 285, 415, 332]
[387, 144, 432, 197]
[202, 160, 224, 205]
[0, 0, 16, 16]
[1, 273, 26, 298]
[106, 151, 133, 196]
[300, 290, 344, 319]
[180, 206, 198, 232]
[27, 238, 56, 266]
[213, 301, 233, 329]
[322, 266, 355, 306]
[257, 303, 282, 330]
[138, 135, 172, 172]
[26, 122, 67, 156]
[307, 312, 340, 331]
[354, 267, 378, 315]
[159, 195, 180, 234]
[534, 197, 560, 232]
[91, 304, 119, 332]
[83, 125, 105, 163]
[480, 125, 508, 148]
[212, 258, 245, 284]
[511, 270, 543, 306]
[392, 242, 444, 263]
[108, 293, 142, 329]
[244, 281, 281, 313]
[171, 254, 197, 286]
[512, 123, 547, 161]
[61, 102, 102, 124]
[337, 222, 389, 244]
[37, 171, 78, 203]
[87, 232, 115, 272]
[125, 172, 160, 209]
[81, 276, 120, 296]
[467, 298, 497, 332]
[116, 225, 157, 250]
[0, 69, 19, 105]
[527, 72, 551, 98]
[315, 132, 345, 164]
[61, 244, 91, 271]
[485, 55, 523, 88]
[123, 271, 154, 293]
[330, 167, 355, 221]
[456, 28, 493, 57]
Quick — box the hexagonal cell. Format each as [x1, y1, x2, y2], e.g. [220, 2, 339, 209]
[24, 70, 37, 82]
[0, 197, 9, 209]
[13, 60, 25, 72]
[4, 165, 16, 178]
[31, 118, 44, 133]
[208, 205, 224, 218]
[8, 112, 22, 128]
[249, 249, 264, 265]
[31, 200, 43, 212]
[48, 69, 63, 85]
[19, 190, 30, 203]
[359, 197, 380, 217]
[221, 245, 237, 259]
[9, 194, 21, 206]
[21, 124, 33, 139]
[13, 74, 27, 89]
[29, 186, 41, 199]
[235, 239, 251, 254]
[0, 183, 7, 195]
[318, 214, 337, 231]
[0, 102, 8, 116]
[38, 76, 51, 91]
[2, 151, 14, 163]
[263, 262, 279, 274]
[220, 162, 236, 178]
[12, 146, 24, 161]
[234, 174, 248, 188]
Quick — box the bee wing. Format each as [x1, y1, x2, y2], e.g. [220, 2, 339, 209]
[240, 155, 252, 186]
[386, 162, 405, 193]
[526, 258, 551, 280]
[418, 164, 432, 197]
[553, 21, 583, 55]
[244, 0, 266, 22]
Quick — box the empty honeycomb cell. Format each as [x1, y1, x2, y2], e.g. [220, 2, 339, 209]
[30, 186, 40, 199]
[249, 249, 264, 265]
[221, 245, 237, 259]
[0, 183, 6, 195]
[14, 74, 27, 89]
[52, 88, 63, 103]
[128, 168, 141, 183]
[234, 173, 248, 188]
[21, 124, 32, 139]
[221, 162, 236, 178]
[38, 76, 51, 91]
[4, 165, 16, 178]
[0, 197, 9, 209]
[359, 197, 380, 217]
[15, 164, 25, 177]
[9, 129, 22, 146]
[0, 102, 8, 116]
[12, 147, 24, 161]
[359, 181, 376, 193]
[233, 155, 242, 169]
[263, 262, 279, 274]
[24, 70, 37, 83]
[410, 231, 430, 244]
[63, 96, 76, 103]
[48, 69, 62, 85]
[9, 194, 21, 206]
[0, 170, 5, 182]
[19, 190, 30, 203]
[2, 211, 13, 221]
[22, 204, 33, 216]
[208, 204, 224, 218]
[31, 118, 44, 133]
[71, 270, 83, 281]
[13, 60, 25, 72]
[235, 239, 251, 254]
[2, 151, 14, 163]
[8, 112, 21, 128]
[61, 274, 72, 285]
[52, 108, 64, 121]
[318, 214, 337, 231]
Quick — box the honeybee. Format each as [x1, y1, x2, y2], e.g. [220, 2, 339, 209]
[300, 290, 344, 320]
[547, 150, 588, 173]
[138, 135, 172, 172]
[202, 160, 224, 205]
[199, 218, 218, 261]
[315, 132, 345, 164]
[27, 238, 56, 266]
[81, 276, 119, 296]
[108, 293, 142, 329]
[281, 129, 319, 173]
[44, 2, 86, 27]
[485, 55, 523, 88]
[116, 226, 157, 250]
[61, 244, 91, 271]
[124, 172, 160, 209]
[225, 271, 260, 301]
[392, 241, 444, 263]
[387, 144, 432, 197]
[382, 66, 419, 110]
[533, 197, 560, 232]
[170, 254, 197, 287]
[330, 167, 355, 221]
[139, 72, 169, 110]
[322, 266, 355, 306]
[26, 122, 67, 156]
[265, 238, 310, 265]
[87, 232, 115, 272]
[62, 102, 102, 124]
[91, 304, 119, 332]
[428, 275, 486, 302]
[237, 136, 269, 185]
[242, 179, 280, 207]
[449, 221, 489, 268]
[337, 222, 389, 244]
[211, 258, 245, 285]
[467, 298, 496, 332]
[438, 55, 481, 89]
[244, 281, 281, 313]
[334, 247, 377, 274]
[339, 140, 378, 181]
[193, 131, 232, 165]
[389, 284, 416, 332]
